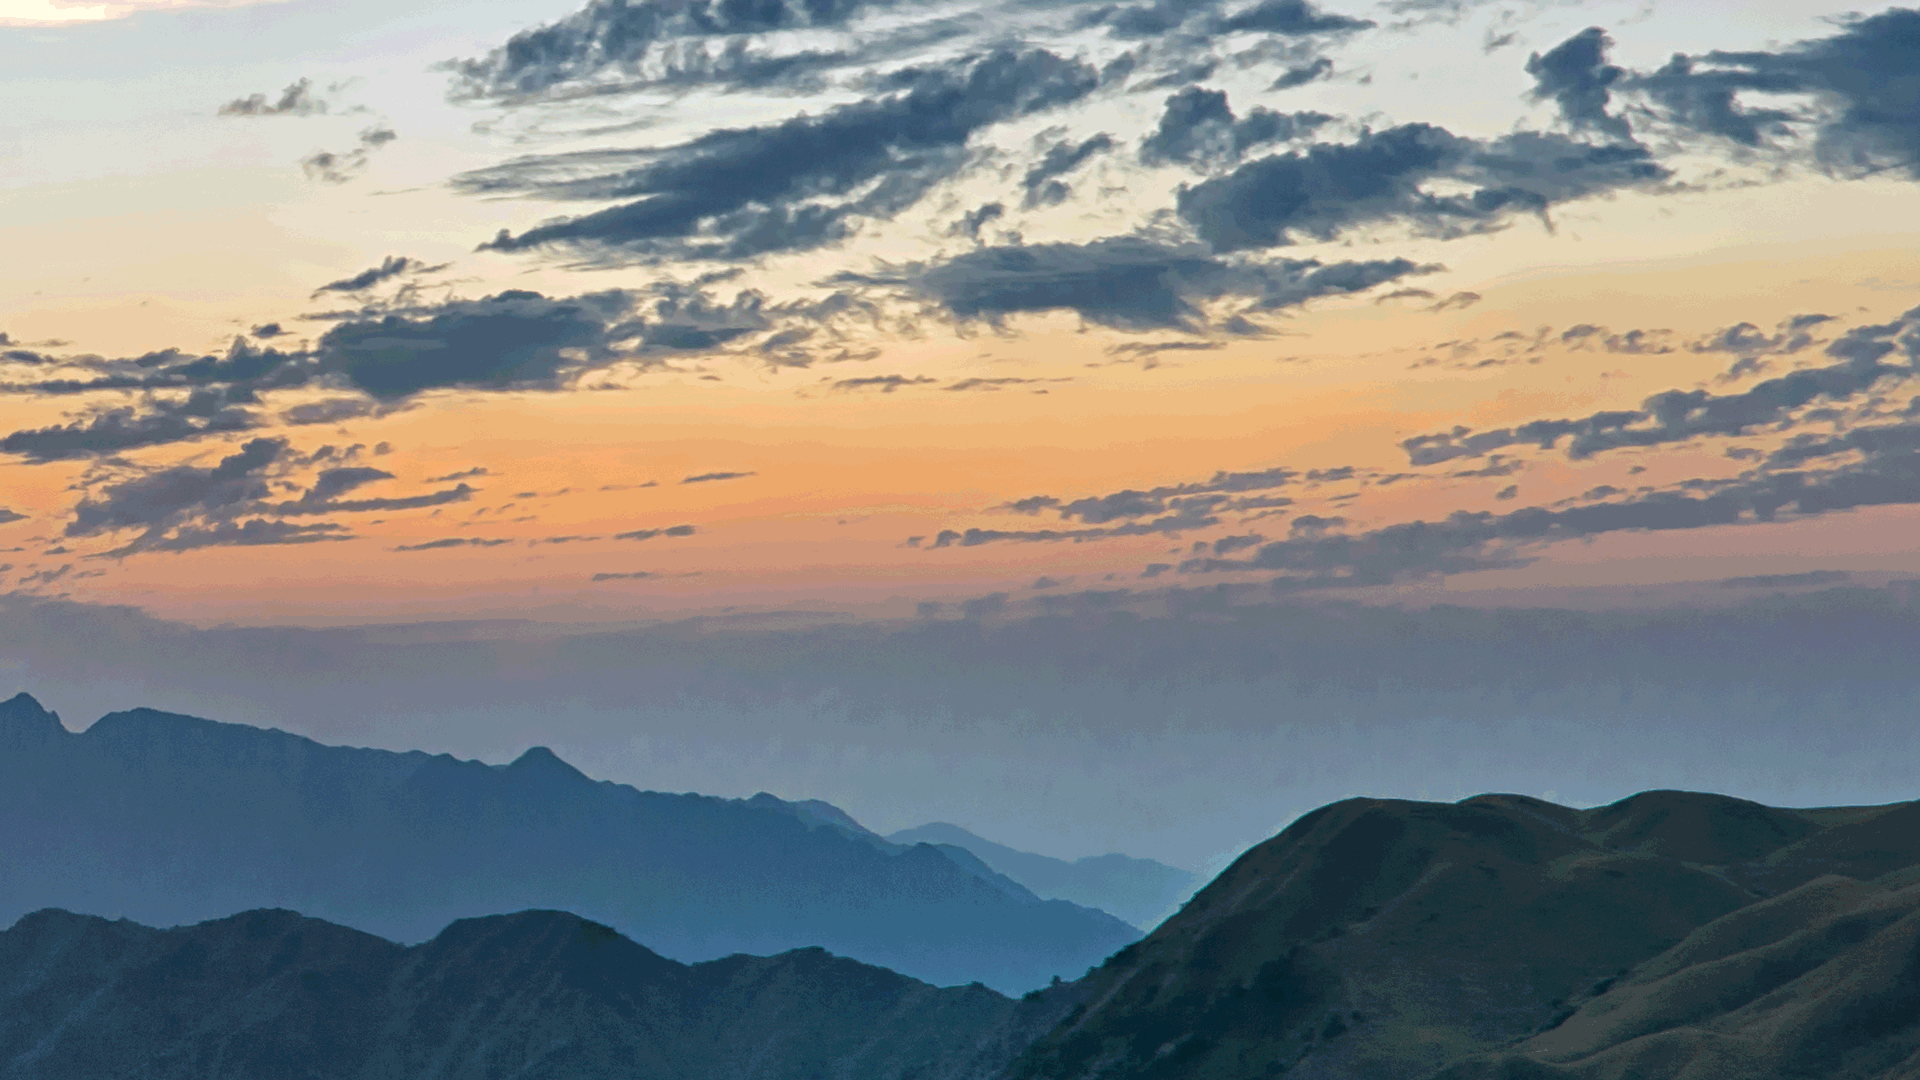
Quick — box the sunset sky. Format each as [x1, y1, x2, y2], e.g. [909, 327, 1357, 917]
[5, 0, 1920, 869]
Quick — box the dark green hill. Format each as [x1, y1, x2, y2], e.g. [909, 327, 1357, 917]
[0, 907, 1083, 1080]
[1004, 790, 1920, 1080]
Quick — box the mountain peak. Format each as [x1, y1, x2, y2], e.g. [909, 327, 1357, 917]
[504, 745, 586, 780]
[0, 692, 62, 739]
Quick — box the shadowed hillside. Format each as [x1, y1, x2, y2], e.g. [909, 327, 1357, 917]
[0, 907, 1084, 1080]
[1005, 789, 1920, 1080]
[0, 693, 1135, 993]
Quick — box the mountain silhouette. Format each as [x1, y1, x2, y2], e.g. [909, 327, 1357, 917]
[0, 906, 1085, 1079]
[0, 692, 1136, 993]
[1005, 789, 1920, 1080]
[885, 823, 1199, 931]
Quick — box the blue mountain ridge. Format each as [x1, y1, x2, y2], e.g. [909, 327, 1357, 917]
[0, 692, 1137, 993]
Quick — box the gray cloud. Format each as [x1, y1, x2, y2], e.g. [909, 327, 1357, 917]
[1526, 27, 1629, 140]
[218, 78, 327, 117]
[445, 0, 888, 102]
[301, 126, 398, 185]
[1176, 124, 1669, 252]
[313, 256, 448, 296]
[466, 48, 1100, 263]
[1022, 132, 1113, 208]
[1139, 86, 1332, 167]
[55, 437, 473, 556]
[1401, 305, 1920, 465]
[681, 470, 754, 483]
[310, 289, 643, 399]
[840, 236, 1434, 332]
[1189, 429, 1920, 587]
[393, 536, 514, 551]
[142, 520, 352, 553]
[1078, 0, 1371, 41]
[614, 523, 699, 540]
[1, 395, 260, 463]
[827, 374, 938, 393]
[1624, 9, 1920, 176]
[936, 463, 1298, 548]
[0, 508, 27, 524]
[0, 281, 878, 459]
[593, 570, 660, 580]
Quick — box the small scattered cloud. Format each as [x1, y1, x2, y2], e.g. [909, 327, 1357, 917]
[302, 126, 398, 185]
[219, 78, 327, 117]
[614, 524, 698, 540]
[392, 536, 513, 551]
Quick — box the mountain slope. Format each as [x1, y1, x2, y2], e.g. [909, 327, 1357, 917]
[1434, 866, 1920, 1079]
[0, 692, 1135, 993]
[1004, 790, 1920, 1080]
[886, 823, 1199, 931]
[0, 907, 1086, 1080]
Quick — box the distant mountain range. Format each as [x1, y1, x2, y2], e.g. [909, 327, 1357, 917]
[9, 685, 1920, 1078]
[0, 907, 1084, 1080]
[0, 692, 1136, 994]
[885, 823, 1198, 932]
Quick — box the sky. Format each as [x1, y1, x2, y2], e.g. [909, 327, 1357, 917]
[5, 0, 1920, 873]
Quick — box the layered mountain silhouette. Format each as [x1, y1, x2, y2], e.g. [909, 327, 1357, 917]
[1005, 789, 1920, 1080]
[0, 906, 1084, 1080]
[0, 692, 1135, 993]
[10, 685, 1920, 1078]
[886, 823, 1199, 932]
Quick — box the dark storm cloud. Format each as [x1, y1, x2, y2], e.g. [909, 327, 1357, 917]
[1022, 133, 1113, 208]
[1401, 305, 1920, 465]
[840, 237, 1434, 332]
[1138, 87, 1333, 167]
[1176, 124, 1669, 252]
[218, 78, 327, 116]
[313, 256, 448, 296]
[1526, 27, 1630, 140]
[1624, 8, 1920, 176]
[464, 48, 1100, 263]
[445, 0, 887, 101]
